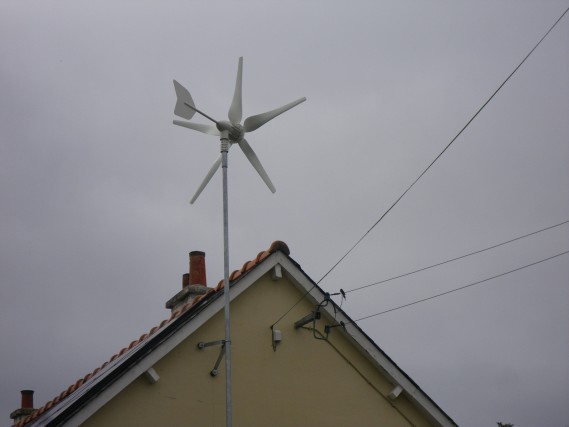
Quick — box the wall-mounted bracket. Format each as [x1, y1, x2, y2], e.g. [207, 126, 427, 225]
[197, 339, 225, 349]
[388, 385, 403, 400]
[197, 339, 227, 376]
[294, 311, 321, 329]
[271, 264, 282, 281]
[143, 367, 160, 384]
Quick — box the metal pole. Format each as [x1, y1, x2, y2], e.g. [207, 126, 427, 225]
[220, 132, 232, 427]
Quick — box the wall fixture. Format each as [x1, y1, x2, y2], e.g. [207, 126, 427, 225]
[293, 311, 321, 329]
[388, 385, 403, 400]
[143, 368, 160, 384]
[271, 329, 282, 351]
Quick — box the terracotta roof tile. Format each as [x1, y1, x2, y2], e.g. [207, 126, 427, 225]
[16, 241, 288, 427]
[229, 270, 241, 281]
[255, 250, 269, 263]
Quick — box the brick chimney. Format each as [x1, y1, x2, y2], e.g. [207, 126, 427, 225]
[166, 251, 209, 312]
[10, 390, 35, 425]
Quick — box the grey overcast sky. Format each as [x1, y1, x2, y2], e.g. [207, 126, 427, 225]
[1, 1, 568, 426]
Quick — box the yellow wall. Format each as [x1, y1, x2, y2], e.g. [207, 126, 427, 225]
[83, 271, 435, 427]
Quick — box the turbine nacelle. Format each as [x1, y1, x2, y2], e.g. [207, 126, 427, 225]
[173, 57, 306, 204]
[216, 121, 244, 142]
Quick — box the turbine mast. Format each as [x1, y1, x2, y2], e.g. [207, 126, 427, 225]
[172, 57, 306, 427]
[220, 131, 232, 426]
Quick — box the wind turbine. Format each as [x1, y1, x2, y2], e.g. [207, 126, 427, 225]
[172, 57, 305, 427]
[173, 56, 306, 203]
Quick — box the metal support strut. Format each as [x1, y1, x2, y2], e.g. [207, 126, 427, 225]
[197, 340, 227, 377]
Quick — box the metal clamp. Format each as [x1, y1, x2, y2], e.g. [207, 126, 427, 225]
[197, 339, 225, 349]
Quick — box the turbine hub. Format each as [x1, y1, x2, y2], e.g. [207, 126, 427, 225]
[217, 121, 244, 142]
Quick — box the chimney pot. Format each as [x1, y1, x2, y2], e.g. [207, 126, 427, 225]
[21, 390, 34, 409]
[182, 273, 190, 288]
[189, 251, 206, 286]
[165, 251, 209, 312]
[11, 390, 35, 423]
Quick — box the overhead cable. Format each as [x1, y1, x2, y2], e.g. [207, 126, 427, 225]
[331, 249, 569, 327]
[269, 6, 569, 329]
[316, 5, 569, 288]
[335, 219, 569, 295]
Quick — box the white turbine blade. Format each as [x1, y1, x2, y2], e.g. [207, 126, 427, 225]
[228, 57, 243, 124]
[190, 155, 222, 204]
[238, 139, 276, 193]
[243, 97, 306, 133]
[173, 80, 196, 120]
[173, 120, 220, 136]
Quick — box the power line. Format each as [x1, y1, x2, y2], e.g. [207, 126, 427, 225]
[333, 250, 569, 327]
[315, 5, 569, 288]
[269, 6, 569, 329]
[335, 219, 569, 295]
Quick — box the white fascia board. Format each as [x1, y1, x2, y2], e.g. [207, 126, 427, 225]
[325, 309, 455, 427]
[58, 253, 283, 426]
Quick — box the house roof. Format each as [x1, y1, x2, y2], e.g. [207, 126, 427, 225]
[17, 240, 458, 427]
[16, 241, 289, 427]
